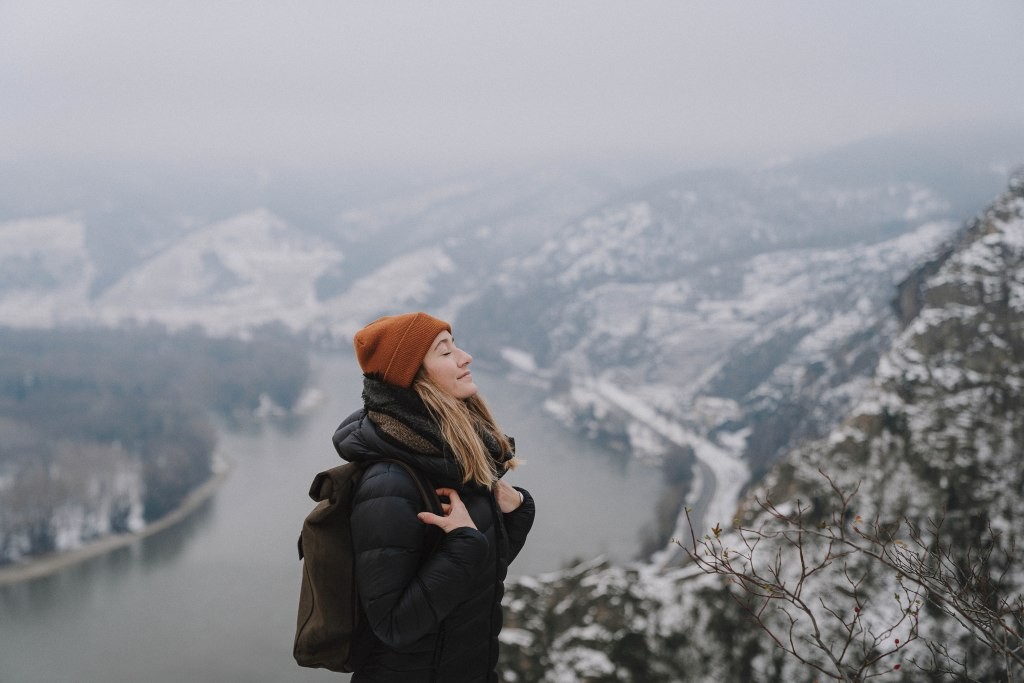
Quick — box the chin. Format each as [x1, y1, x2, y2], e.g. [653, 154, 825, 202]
[441, 382, 478, 400]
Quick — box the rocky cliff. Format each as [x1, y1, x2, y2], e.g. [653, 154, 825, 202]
[498, 170, 1024, 682]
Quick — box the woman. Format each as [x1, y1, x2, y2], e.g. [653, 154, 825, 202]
[333, 312, 536, 682]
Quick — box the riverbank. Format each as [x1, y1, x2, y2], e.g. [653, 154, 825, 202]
[0, 462, 232, 587]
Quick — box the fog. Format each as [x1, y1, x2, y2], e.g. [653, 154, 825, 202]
[3, 1, 1023, 174]
[4, 4, 1024, 680]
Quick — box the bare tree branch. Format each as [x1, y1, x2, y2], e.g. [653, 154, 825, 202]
[681, 468, 1022, 681]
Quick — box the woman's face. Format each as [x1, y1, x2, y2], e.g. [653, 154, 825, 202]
[422, 330, 478, 399]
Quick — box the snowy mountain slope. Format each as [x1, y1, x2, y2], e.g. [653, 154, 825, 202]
[497, 171, 1024, 682]
[458, 168, 963, 491]
[318, 167, 636, 314]
[720, 168, 1024, 682]
[757, 170, 1024, 542]
[306, 168, 641, 341]
[508, 171, 947, 291]
[94, 209, 343, 334]
[0, 167, 631, 342]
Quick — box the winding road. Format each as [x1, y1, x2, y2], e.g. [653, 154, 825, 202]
[589, 378, 749, 570]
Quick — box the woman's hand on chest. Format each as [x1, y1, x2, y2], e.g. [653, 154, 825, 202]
[418, 488, 478, 532]
[492, 479, 524, 513]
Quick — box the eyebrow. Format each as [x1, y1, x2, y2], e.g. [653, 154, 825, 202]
[433, 335, 454, 351]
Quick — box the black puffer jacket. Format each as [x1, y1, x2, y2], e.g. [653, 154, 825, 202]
[332, 379, 535, 683]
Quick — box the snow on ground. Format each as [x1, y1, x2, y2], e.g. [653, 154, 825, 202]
[588, 376, 749, 569]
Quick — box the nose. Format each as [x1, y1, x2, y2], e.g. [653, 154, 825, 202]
[458, 350, 472, 366]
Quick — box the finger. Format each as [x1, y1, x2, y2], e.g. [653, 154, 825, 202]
[418, 512, 443, 527]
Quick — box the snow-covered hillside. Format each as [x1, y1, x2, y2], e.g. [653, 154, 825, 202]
[497, 171, 1024, 682]
[96, 209, 343, 334]
[457, 167, 966, 555]
[0, 167, 625, 339]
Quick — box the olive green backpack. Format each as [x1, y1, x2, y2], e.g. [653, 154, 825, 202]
[293, 459, 440, 672]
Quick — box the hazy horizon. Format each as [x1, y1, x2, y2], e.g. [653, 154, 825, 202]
[3, 1, 1024, 176]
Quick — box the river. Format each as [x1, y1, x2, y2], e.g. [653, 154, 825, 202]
[0, 353, 663, 683]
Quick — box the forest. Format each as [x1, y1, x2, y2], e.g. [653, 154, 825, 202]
[0, 323, 309, 561]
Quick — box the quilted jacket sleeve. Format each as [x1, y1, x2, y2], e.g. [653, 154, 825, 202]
[351, 462, 490, 650]
[504, 487, 535, 565]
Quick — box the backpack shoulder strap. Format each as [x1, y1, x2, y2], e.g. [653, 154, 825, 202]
[376, 458, 442, 516]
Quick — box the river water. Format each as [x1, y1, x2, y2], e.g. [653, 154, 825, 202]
[0, 353, 663, 683]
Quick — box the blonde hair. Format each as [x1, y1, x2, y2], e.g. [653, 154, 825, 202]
[413, 370, 516, 487]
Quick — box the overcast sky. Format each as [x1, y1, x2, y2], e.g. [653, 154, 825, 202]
[3, 1, 1023, 172]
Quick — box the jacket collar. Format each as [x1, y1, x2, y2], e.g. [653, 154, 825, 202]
[332, 376, 513, 490]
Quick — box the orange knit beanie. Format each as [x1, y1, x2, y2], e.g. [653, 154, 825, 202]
[353, 312, 452, 388]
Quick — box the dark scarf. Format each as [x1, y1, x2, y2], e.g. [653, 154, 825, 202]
[361, 376, 514, 473]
